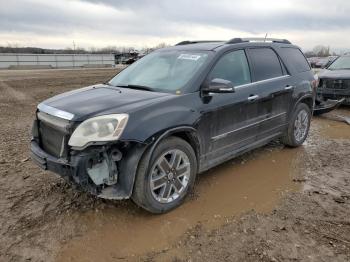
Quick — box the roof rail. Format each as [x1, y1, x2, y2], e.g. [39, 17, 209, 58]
[226, 38, 291, 44]
[175, 40, 224, 46]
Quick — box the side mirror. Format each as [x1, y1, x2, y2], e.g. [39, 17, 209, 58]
[202, 78, 235, 94]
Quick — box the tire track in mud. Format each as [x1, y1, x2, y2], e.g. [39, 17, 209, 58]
[0, 79, 33, 102]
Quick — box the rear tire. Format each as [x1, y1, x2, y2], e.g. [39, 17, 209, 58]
[282, 103, 311, 147]
[132, 136, 197, 214]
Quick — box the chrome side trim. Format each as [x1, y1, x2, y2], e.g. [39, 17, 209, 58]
[211, 112, 286, 141]
[235, 75, 291, 90]
[37, 103, 74, 121]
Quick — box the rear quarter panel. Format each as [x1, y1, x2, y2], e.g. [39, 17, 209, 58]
[275, 46, 315, 113]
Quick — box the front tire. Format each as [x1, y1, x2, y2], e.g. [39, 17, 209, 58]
[132, 136, 197, 213]
[282, 103, 311, 147]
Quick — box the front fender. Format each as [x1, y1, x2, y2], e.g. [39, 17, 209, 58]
[98, 142, 149, 199]
[119, 93, 202, 143]
[145, 126, 200, 160]
[99, 125, 201, 199]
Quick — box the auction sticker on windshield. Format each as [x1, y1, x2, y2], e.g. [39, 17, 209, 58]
[178, 54, 202, 61]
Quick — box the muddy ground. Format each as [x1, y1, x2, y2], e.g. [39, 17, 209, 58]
[0, 69, 349, 262]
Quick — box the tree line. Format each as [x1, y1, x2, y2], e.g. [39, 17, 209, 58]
[0, 43, 170, 54]
[304, 45, 338, 58]
[0, 43, 345, 57]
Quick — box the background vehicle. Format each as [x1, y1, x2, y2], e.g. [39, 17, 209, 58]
[317, 55, 350, 105]
[315, 57, 331, 68]
[307, 57, 319, 68]
[308, 56, 338, 69]
[115, 51, 139, 65]
[31, 38, 315, 213]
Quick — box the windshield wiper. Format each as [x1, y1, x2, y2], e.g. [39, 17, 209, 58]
[116, 84, 154, 91]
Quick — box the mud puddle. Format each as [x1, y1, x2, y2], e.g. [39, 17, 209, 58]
[57, 146, 303, 262]
[314, 108, 350, 140]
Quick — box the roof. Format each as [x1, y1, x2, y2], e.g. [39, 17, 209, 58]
[161, 38, 295, 52]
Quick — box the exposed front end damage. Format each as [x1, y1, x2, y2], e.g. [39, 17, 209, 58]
[317, 80, 350, 105]
[313, 97, 345, 116]
[317, 68, 350, 105]
[30, 112, 148, 200]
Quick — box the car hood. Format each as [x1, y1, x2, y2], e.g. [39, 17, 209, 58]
[318, 69, 350, 79]
[38, 84, 173, 121]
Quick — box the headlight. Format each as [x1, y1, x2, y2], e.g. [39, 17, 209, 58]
[68, 114, 129, 147]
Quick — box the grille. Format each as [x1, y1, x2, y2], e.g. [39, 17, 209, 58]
[37, 112, 70, 158]
[39, 122, 65, 157]
[323, 79, 350, 90]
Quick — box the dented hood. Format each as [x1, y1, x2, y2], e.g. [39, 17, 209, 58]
[38, 84, 172, 121]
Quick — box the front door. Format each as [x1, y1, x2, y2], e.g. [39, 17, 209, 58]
[198, 49, 261, 168]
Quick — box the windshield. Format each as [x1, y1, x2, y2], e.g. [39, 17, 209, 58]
[328, 56, 350, 70]
[109, 50, 209, 93]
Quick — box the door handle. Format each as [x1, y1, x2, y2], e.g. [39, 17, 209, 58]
[285, 85, 294, 90]
[247, 95, 259, 101]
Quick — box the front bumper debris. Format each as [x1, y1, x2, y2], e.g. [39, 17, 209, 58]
[317, 84, 350, 105]
[30, 140, 70, 174]
[313, 98, 345, 116]
[30, 140, 148, 199]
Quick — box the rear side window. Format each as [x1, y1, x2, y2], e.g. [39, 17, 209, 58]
[248, 48, 283, 81]
[280, 47, 310, 73]
[209, 50, 251, 86]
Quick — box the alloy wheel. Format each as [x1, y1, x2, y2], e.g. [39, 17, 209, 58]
[149, 149, 191, 203]
[294, 109, 309, 142]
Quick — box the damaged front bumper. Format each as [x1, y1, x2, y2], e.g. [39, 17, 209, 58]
[313, 98, 345, 116]
[30, 140, 148, 199]
[317, 88, 350, 105]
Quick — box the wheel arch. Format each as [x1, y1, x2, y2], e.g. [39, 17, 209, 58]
[147, 126, 201, 168]
[131, 128, 200, 213]
[293, 94, 314, 113]
[282, 96, 313, 147]
[127, 126, 201, 196]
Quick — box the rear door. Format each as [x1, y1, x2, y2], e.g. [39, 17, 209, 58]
[246, 47, 293, 140]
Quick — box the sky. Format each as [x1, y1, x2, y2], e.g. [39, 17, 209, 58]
[0, 0, 349, 52]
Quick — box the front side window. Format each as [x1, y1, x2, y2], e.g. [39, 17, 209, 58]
[209, 50, 251, 86]
[109, 51, 209, 93]
[328, 56, 350, 70]
[248, 48, 283, 81]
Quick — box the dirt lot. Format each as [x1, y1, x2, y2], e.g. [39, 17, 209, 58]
[0, 69, 349, 262]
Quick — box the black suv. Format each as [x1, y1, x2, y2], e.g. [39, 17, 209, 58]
[31, 38, 316, 213]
